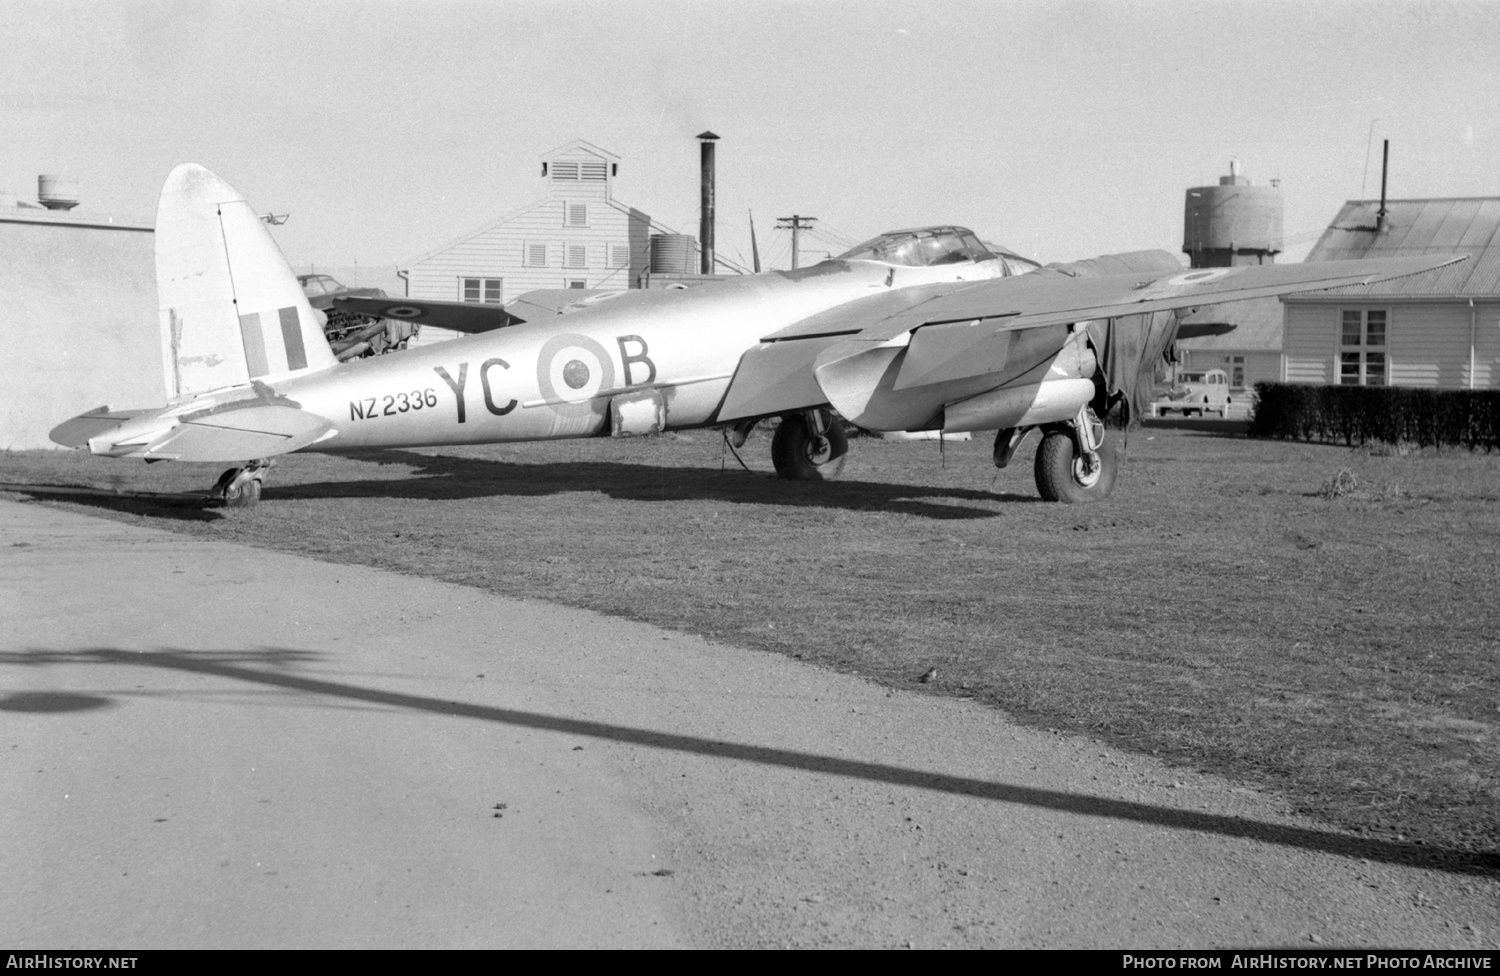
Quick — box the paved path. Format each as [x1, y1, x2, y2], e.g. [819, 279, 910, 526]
[1, 498, 1494, 948]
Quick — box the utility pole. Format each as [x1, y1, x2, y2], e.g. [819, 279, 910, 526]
[775, 214, 817, 270]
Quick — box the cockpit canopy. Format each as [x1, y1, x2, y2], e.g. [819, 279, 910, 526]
[837, 226, 995, 267]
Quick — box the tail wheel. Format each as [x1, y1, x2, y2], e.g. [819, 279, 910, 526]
[1034, 430, 1118, 503]
[214, 467, 264, 508]
[225, 477, 261, 508]
[771, 411, 848, 481]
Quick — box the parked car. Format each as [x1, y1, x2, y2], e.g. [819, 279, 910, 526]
[1153, 368, 1232, 417]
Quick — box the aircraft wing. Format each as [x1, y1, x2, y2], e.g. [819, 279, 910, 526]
[333, 296, 525, 334]
[858, 254, 1464, 391]
[717, 253, 1462, 421]
[715, 282, 967, 421]
[334, 288, 645, 334]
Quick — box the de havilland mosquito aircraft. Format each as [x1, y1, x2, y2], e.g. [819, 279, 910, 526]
[52, 164, 1461, 506]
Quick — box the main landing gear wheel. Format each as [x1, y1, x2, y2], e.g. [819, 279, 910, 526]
[213, 460, 271, 508]
[1034, 430, 1118, 503]
[771, 410, 848, 481]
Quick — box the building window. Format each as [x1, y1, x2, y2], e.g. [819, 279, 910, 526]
[566, 202, 588, 227]
[565, 244, 588, 269]
[1339, 309, 1386, 385]
[525, 243, 547, 267]
[462, 277, 503, 303]
[567, 279, 587, 289]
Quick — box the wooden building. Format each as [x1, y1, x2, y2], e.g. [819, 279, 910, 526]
[1282, 198, 1500, 389]
[401, 140, 683, 342]
[1175, 297, 1283, 394]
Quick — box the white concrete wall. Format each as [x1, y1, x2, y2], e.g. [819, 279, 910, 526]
[0, 218, 162, 449]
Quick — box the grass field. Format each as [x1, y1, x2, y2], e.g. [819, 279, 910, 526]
[4, 422, 1497, 870]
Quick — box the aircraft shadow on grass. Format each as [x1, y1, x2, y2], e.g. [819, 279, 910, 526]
[5, 451, 1037, 521]
[5, 645, 1494, 879]
[49, 492, 223, 522]
[270, 449, 1041, 519]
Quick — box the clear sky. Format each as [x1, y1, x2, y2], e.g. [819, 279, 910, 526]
[4, 0, 1496, 270]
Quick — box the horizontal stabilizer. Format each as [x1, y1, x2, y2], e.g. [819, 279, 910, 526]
[141, 404, 335, 462]
[70, 398, 335, 462]
[334, 297, 525, 334]
[48, 407, 156, 449]
[1174, 322, 1238, 340]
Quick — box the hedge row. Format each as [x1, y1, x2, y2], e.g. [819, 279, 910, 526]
[1248, 383, 1500, 450]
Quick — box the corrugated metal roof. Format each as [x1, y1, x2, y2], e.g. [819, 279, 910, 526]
[1176, 295, 1284, 352]
[1298, 197, 1500, 298]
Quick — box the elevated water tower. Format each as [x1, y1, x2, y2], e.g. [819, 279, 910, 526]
[1183, 161, 1282, 268]
[37, 174, 80, 211]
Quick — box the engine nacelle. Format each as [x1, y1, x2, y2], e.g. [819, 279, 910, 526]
[942, 377, 1097, 434]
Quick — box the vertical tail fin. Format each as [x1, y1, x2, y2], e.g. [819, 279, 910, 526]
[156, 164, 337, 400]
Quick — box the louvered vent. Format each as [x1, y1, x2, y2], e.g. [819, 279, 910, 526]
[566, 244, 587, 268]
[580, 160, 607, 181]
[526, 243, 547, 267]
[610, 244, 630, 268]
[552, 161, 580, 180]
[567, 203, 588, 227]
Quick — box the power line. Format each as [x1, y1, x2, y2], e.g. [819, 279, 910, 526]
[811, 218, 863, 250]
[804, 226, 854, 254]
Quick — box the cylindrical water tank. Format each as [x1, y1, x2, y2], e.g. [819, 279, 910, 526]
[1183, 166, 1282, 263]
[38, 175, 80, 211]
[650, 234, 696, 274]
[1184, 184, 1282, 252]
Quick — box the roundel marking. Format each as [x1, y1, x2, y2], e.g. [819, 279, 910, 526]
[563, 360, 591, 390]
[1166, 268, 1236, 287]
[382, 305, 425, 319]
[536, 333, 615, 410]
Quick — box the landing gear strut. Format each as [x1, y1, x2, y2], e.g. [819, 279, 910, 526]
[213, 459, 273, 508]
[771, 409, 848, 480]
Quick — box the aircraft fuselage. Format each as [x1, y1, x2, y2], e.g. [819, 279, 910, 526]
[279, 258, 1006, 452]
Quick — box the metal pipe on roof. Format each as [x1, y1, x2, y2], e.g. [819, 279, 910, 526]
[698, 131, 718, 275]
[1377, 140, 1390, 234]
